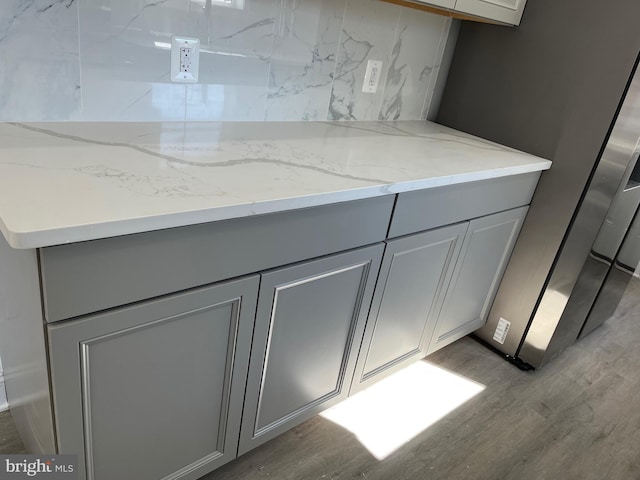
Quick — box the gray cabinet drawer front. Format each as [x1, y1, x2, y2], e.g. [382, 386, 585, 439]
[239, 244, 383, 455]
[40, 196, 394, 322]
[389, 172, 539, 238]
[48, 275, 259, 480]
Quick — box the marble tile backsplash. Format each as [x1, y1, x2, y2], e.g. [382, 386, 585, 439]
[0, 0, 457, 122]
[0, 0, 81, 121]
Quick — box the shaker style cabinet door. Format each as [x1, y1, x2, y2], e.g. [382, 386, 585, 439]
[454, 0, 527, 25]
[48, 276, 260, 480]
[350, 223, 468, 394]
[428, 206, 528, 354]
[238, 244, 384, 455]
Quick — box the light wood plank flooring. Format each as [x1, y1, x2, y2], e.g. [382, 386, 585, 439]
[1, 279, 638, 479]
[0, 410, 26, 455]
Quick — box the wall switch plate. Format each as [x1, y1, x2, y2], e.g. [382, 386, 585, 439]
[362, 60, 383, 93]
[171, 36, 200, 83]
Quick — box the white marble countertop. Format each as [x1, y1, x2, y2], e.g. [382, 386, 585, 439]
[0, 121, 551, 249]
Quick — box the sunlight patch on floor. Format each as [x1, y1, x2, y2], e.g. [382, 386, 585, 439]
[320, 361, 486, 460]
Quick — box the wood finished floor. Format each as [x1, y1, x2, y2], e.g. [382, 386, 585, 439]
[0, 410, 26, 455]
[1, 279, 638, 479]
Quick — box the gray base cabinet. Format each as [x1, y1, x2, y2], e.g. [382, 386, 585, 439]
[350, 223, 467, 393]
[48, 276, 260, 480]
[352, 207, 529, 391]
[2, 176, 541, 480]
[239, 245, 383, 454]
[428, 206, 529, 354]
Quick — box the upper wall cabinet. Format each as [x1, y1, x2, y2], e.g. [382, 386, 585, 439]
[421, 0, 457, 8]
[386, 0, 527, 25]
[454, 0, 527, 25]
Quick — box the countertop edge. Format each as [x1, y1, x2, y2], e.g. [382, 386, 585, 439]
[4, 161, 551, 250]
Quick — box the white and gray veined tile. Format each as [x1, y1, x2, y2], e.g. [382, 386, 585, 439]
[378, 9, 450, 121]
[265, 0, 346, 121]
[328, 0, 400, 121]
[185, 0, 278, 121]
[77, 0, 191, 121]
[422, 17, 455, 121]
[0, 0, 80, 121]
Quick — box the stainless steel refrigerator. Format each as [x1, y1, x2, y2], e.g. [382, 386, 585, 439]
[511, 59, 640, 367]
[437, 0, 640, 368]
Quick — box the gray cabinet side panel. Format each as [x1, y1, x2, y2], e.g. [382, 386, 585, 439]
[48, 276, 259, 480]
[389, 173, 538, 238]
[40, 196, 394, 322]
[0, 235, 55, 454]
[351, 223, 468, 393]
[239, 245, 383, 455]
[428, 206, 528, 354]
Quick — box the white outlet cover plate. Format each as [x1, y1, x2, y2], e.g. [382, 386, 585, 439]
[362, 60, 383, 93]
[493, 317, 511, 345]
[171, 36, 200, 83]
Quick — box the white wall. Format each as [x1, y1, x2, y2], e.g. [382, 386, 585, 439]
[0, 0, 458, 122]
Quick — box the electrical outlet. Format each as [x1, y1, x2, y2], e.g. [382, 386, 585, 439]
[362, 60, 383, 93]
[171, 36, 200, 83]
[493, 317, 511, 344]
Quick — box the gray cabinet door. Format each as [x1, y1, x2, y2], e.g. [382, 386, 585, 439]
[350, 223, 468, 394]
[239, 245, 384, 455]
[428, 206, 529, 354]
[48, 276, 259, 480]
